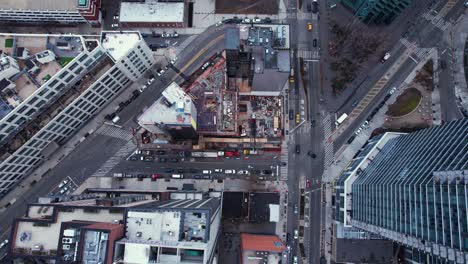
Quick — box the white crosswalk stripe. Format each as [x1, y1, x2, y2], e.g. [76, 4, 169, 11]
[421, 10, 451, 31]
[95, 124, 133, 141]
[91, 140, 136, 177]
[298, 50, 313, 59]
[400, 38, 432, 61]
[322, 114, 334, 168]
[280, 139, 289, 180]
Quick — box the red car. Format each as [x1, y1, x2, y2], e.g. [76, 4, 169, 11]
[151, 174, 161, 181]
[225, 151, 240, 157]
[306, 179, 311, 188]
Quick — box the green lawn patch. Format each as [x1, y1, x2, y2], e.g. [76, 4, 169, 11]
[58, 57, 74, 67]
[4, 38, 13, 48]
[386, 88, 422, 117]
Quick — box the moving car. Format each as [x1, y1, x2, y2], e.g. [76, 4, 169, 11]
[381, 52, 391, 63]
[389, 87, 397, 94]
[294, 204, 298, 214]
[111, 24, 119, 28]
[295, 144, 300, 154]
[295, 113, 300, 124]
[294, 229, 299, 239]
[307, 22, 313, 31]
[0, 239, 9, 249]
[307, 151, 316, 159]
[313, 38, 317, 47]
[306, 179, 311, 188]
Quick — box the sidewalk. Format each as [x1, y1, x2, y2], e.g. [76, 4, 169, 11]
[0, 74, 145, 209]
[452, 16, 468, 114]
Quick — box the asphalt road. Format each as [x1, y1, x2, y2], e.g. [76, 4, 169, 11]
[332, 0, 467, 151]
[0, 23, 243, 259]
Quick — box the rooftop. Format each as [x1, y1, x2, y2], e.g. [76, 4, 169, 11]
[119, 0, 185, 23]
[101, 31, 141, 61]
[0, 0, 78, 11]
[13, 206, 125, 255]
[138, 82, 197, 127]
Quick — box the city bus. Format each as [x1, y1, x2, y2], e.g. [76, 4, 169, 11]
[335, 113, 348, 126]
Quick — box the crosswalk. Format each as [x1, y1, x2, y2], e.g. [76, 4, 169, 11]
[421, 10, 451, 31]
[91, 140, 136, 177]
[279, 140, 289, 180]
[400, 38, 432, 61]
[96, 124, 133, 141]
[322, 114, 335, 168]
[297, 50, 319, 60]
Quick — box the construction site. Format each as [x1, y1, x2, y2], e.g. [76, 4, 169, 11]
[137, 25, 291, 152]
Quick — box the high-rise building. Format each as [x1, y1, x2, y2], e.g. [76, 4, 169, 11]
[0, 0, 102, 25]
[334, 120, 468, 263]
[0, 31, 155, 195]
[341, 0, 412, 24]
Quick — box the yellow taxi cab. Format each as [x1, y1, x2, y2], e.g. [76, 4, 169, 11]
[307, 22, 313, 32]
[295, 113, 300, 124]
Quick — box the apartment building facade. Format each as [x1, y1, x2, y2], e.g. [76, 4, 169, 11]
[0, 32, 155, 195]
[0, 0, 102, 25]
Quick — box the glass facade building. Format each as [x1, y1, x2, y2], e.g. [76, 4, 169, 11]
[349, 120, 467, 263]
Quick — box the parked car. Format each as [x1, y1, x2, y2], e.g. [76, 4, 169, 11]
[294, 204, 298, 214]
[177, 168, 184, 173]
[202, 175, 211, 179]
[59, 180, 69, 189]
[165, 168, 175, 173]
[225, 169, 236, 174]
[313, 38, 317, 47]
[389, 87, 397, 95]
[193, 175, 202, 179]
[111, 23, 119, 28]
[159, 157, 167, 163]
[307, 22, 313, 31]
[169, 158, 179, 163]
[294, 229, 299, 239]
[295, 144, 300, 154]
[147, 77, 155, 85]
[203, 170, 212, 174]
[306, 179, 311, 188]
[237, 170, 249, 175]
[214, 169, 223, 173]
[151, 174, 161, 181]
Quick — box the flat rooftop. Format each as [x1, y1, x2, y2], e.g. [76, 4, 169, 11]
[101, 32, 141, 61]
[13, 207, 124, 253]
[119, 1, 184, 23]
[138, 82, 196, 127]
[0, 35, 84, 110]
[0, 0, 77, 11]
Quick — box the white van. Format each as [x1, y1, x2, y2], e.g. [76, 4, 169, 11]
[112, 115, 120, 124]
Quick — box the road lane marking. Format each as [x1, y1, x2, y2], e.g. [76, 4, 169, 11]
[175, 34, 224, 78]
